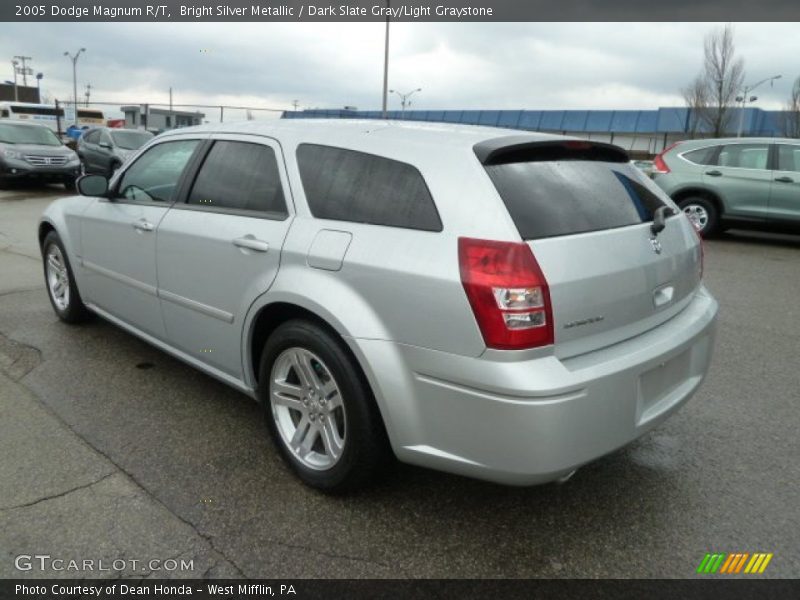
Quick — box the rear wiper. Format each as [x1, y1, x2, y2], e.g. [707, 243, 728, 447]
[650, 206, 676, 236]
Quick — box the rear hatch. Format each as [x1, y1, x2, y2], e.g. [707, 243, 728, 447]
[478, 138, 702, 359]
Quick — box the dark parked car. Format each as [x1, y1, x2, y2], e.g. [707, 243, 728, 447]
[77, 127, 153, 176]
[0, 121, 81, 189]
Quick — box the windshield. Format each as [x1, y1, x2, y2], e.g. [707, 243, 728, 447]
[111, 130, 154, 150]
[0, 123, 62, 146]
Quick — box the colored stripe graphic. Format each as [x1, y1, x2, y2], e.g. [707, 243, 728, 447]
[699, 552, 773, 574]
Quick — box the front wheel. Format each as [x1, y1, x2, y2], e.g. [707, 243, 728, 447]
[678, 196, 719, 237]
[42, 231, 91, 323]
[258, 320, 391, 493]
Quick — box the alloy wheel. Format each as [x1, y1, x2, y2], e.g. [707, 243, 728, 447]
[269, 347, 346, 471]
[45, 244, 70, 311]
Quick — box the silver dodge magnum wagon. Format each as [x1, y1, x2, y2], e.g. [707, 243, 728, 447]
[39, 120, 718, 492]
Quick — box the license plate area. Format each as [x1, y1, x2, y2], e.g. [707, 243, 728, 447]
[637, 349, 691, 424]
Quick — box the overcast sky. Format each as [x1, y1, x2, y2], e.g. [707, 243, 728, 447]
[1, 22, 797, 117]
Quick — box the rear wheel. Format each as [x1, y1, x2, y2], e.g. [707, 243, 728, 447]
[42, 231, 91, 323]
[259, 319, 391, 493]
[678, 196, 719, 237]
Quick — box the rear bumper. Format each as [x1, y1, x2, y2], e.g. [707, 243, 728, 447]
[351, 285, 718, 485]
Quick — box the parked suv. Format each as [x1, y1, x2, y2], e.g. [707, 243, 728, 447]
[652, 137, 800, 236]
[0, 121, 81, 189]
[78, 127, 153, 176]
[38, 121, 718, 492]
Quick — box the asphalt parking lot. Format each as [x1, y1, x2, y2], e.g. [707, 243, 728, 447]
[0, 184, 798, 579]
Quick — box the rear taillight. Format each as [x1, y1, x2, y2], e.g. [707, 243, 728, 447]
[652, 142, 681, 175]
[458, 238, 554, 350]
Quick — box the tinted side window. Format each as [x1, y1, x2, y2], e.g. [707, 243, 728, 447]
[682, 146, 717, 166]
[485, 161, 668, 240]
[296, 144, 442, 232]
[84, 130, 99, 144]
[717, 144, 769, 170]
[777, 145, 800, 172]
[117, 140, 199, 203]
[187, 141, 286, 215]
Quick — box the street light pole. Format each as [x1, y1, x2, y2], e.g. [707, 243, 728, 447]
[381, 0, 390, 119]
[63, 48, 86, 126]
[11, 60, 19, 101]
[736, 74, 781, 138]
[389, 88, 422, 116]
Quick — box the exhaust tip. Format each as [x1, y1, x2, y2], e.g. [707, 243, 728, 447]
[555, 469, 578, 485]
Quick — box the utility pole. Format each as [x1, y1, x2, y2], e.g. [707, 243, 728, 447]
[169, 87, 173, 128]
[63, 48, 86, 126]
[84, 83, 92, 106]
[381, 0, 390, 118]
[11, 59, 19, 101]
[292, 99, 299, 111]
[13, 55, 32, 86]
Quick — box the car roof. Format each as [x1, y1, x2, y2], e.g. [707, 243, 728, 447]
[157, 119, 572, 154]
[675, 137, 798, 149]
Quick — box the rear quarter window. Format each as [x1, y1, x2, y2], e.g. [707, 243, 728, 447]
[485, 160, 668, 241]
[681, 146, 718, 166]
[296, 144, 442, 232]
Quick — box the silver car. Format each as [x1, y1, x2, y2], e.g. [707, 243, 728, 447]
[39, 121, 718, 492]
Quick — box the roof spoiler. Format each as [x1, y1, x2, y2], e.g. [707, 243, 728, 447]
[474, 136, 630, 165]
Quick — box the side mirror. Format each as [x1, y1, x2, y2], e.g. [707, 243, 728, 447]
[99, 142, 112, 149]
[77, 174, 109, 197]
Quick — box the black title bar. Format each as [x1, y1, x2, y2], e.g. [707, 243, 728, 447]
[3, 0, 800, 21]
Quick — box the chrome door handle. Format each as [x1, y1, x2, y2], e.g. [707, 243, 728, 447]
[133, 219, 155, 232]
[232, 236, 269, 252]
[775, 176, 794, 183]
[705, 170, 722, 177]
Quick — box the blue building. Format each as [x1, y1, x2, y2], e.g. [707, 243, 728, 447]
[283, 106, 794, 157]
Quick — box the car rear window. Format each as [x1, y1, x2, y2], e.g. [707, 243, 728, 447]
[296, 144, 442, 232]
[485, 159, 669, 240]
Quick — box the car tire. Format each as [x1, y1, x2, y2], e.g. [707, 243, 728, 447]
[258, 319, 391, 493]
[0, 176, 8, 190]
[678, 196, 719, 237]
[63, 177, 76, 191]
[42, 231, 92, 324]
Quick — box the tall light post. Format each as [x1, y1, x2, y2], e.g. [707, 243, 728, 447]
[63, 48, 86, 126]
[11, 59, 19, 101]
[35, 72, 43, 102]
[736, 74, 781, 137]
[381, 0, 390, 119]
[389, 88, 422, 116]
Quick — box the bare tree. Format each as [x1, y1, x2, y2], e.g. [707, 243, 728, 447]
[682, 24, 745, 137]
[681, 75, 708, 137]
[780, 76, 800, 138]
